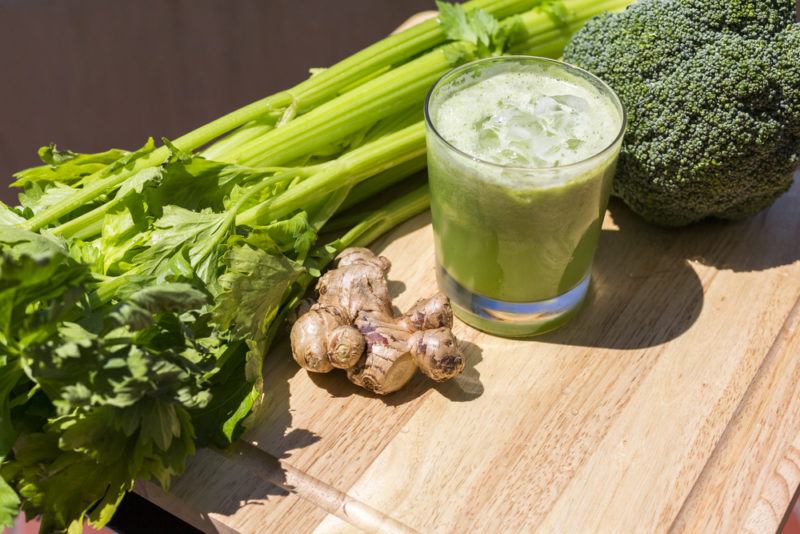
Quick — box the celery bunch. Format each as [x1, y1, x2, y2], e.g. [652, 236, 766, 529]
[0, 0, 633, 531]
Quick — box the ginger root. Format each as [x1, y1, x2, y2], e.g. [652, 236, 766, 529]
[290, 248, 465, 394]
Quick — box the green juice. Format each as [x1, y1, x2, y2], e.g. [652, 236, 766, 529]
[425, 57, 625, 337]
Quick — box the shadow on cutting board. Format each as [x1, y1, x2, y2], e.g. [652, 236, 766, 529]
[171, 338, 485, 525]
[127, 353, 315, 531]
[539, 173, 800, 350]
[307, 338, 485, 405]
[151, 349, 320, 531]
[537, 199, 706, 350]
[238, 340, 321, 489]
[682, 173, 800, 273]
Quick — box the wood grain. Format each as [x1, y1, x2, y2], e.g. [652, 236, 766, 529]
[671, 299, 800, 533]
[136, 174, 800, 533]
[7, 2, 797, 532]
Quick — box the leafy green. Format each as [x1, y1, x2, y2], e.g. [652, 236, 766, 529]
[215, 244, 305, 383]
[0, 364, 23, 456]
[0, 225, 89, 342]
[3, 281, 218, 532]
[12, 145, 129, 187]
[131, 206, 234, 286]
[18, 182, 79, 217]
[189, 342, 255, 447]
[0, 147, 321, 530]
[0, 204, 24, 226]
[436, 0, 508, 55]
[0, 471, 19, 529]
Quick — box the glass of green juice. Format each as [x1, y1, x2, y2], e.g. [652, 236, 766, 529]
[424, 56, 626, 338]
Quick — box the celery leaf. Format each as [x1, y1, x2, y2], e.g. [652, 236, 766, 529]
[436, 1, 507, 55]
[12, 145, 128, 187]
[0, 467, 18, 529]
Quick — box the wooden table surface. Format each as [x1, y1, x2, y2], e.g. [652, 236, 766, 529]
[7, 2, 795, 531]
[135, 171, 800, 533]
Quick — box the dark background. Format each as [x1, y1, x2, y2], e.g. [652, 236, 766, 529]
[0, 0, 443, 203]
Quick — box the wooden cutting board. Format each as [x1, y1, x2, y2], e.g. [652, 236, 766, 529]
[135, 171, 800, 533]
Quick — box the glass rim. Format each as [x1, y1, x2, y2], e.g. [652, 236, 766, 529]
[423, 55, 628, 173]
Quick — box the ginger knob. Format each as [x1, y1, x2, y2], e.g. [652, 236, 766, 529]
[290, 248, 465, 394]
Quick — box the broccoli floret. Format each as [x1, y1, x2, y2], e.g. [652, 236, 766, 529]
[564, 0, 800, 226]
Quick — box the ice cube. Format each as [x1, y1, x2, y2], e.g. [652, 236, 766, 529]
[500, 148, 530, 166]
[531, 132, 556, 151]
[477, 127, 500, 150]
[491, 109, 514, 126]
[553, 94, 589, 113]
[507, 124, 536, 142]
[534, 96, 563, 116]
[549, 111, 571, 132]
[470, 94, 594, 168]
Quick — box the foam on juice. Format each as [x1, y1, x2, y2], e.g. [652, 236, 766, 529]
[432, 66, 621, 170]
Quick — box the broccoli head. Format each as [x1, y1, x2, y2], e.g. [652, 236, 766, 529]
[564, 0, 800, 226]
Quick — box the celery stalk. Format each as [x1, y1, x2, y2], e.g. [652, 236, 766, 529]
[224, 46, 467, 167]
[236, 122, 426, 225]
[24, 0, 635, 241]
[508, 0, 634, 54]
[24, 0, 537, 233]
[338, 156, 427, 213]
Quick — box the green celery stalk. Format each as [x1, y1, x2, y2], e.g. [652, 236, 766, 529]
[200, 115, 279, 161]
[22, 0, 537, 233]
[236, 122, 426, 226]
[338, 155, 427, 213]
[224, 45, 468, 167]
[20, 0, 634, 245]
[335, 185, 430, 249]
[200, 0, 541, 160]
[273, 0, 539, 113]
[507, 0, 634, 54]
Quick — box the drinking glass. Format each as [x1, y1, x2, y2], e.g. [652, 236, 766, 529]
[424, 56, 626, 337]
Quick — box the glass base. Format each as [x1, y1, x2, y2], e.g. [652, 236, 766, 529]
[437, 266, 590, 338]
